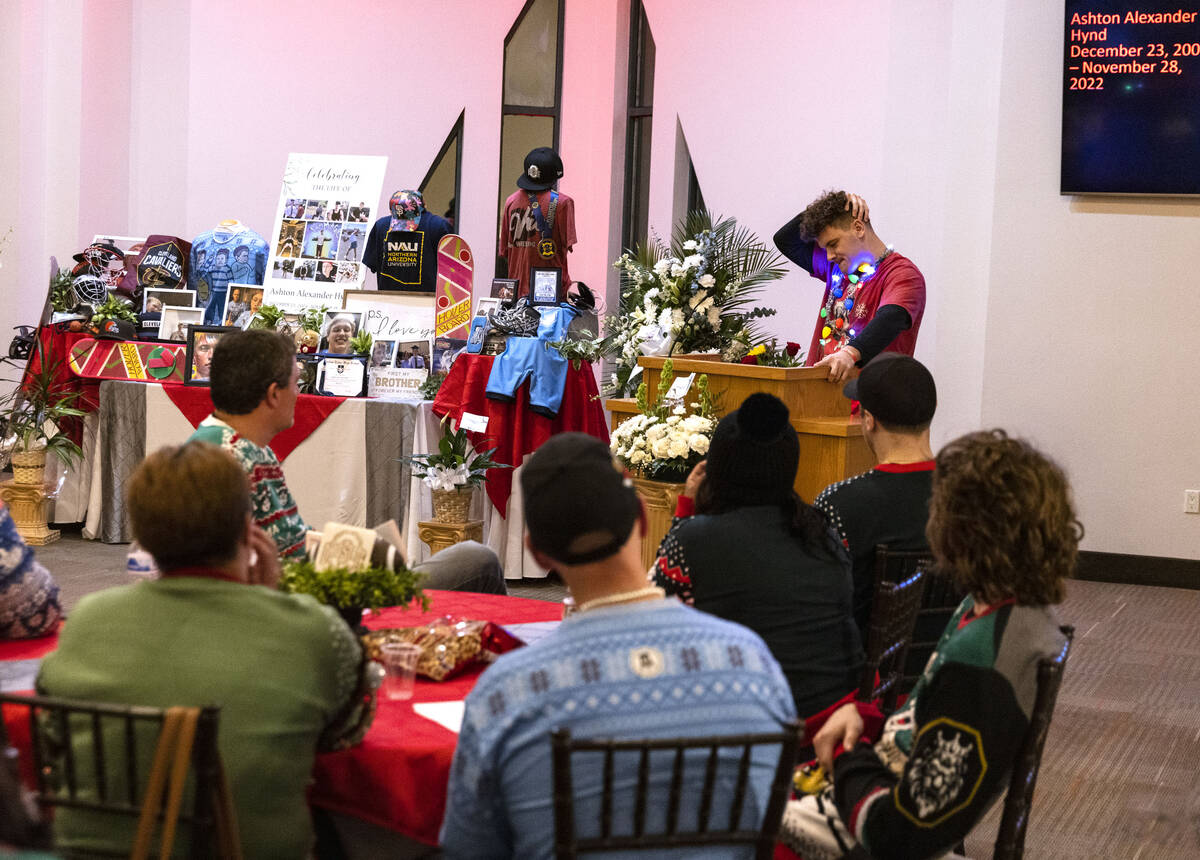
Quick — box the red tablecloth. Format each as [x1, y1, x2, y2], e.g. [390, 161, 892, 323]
[0, 592, 560, 847]
[160, 384, 346, 462]
[431, 354, 609, 516]
[309, 590, 562, 844]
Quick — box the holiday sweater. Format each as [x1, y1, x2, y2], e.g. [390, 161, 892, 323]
[832, 598, 1066, 859]
[814, 462, 935, 635]
[188, 417, 308, 558]
[652, 498, 863, 718]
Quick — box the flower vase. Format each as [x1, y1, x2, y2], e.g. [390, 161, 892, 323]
[630, 475, 684, 573]
[9, 449, 46, 486]
[431, 487, 474, 524]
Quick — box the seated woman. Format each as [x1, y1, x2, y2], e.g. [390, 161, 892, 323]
[652, 392, 863, 719]
[0, 502, 63, 639]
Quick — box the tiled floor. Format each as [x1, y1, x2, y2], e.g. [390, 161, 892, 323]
[31, 529, 1200, 858]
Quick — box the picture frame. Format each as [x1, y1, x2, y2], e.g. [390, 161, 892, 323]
[394, 339, 432, 371]
[490, 278, 518, 305]
[474, 297, 501, 319]
[529, 267, 562, 306]
[184, 325, 237, 386]
[368, 339, 397, 369]
[159, 307, 205, 343]
[220, 285, 265, 329]
[319, 310, 363, 354]
[316, 355, 367, 397]
[142, 287, 196, 314]
[341, 289, 436, 343]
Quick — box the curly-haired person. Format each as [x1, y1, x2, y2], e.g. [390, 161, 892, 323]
[779, 430, 1079, 860]
[774, 190, 926, 385]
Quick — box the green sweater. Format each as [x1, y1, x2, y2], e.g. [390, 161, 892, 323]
[37, 575, 366, 858]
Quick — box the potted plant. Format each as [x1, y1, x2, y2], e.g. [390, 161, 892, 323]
[89, 294, 138, 327]
[407, 417, 508, 524]
[0, 340, 86, 486]
[349, 330, 373, 356]
[278, 558, 428, 630]
[247, 303, 287, 331]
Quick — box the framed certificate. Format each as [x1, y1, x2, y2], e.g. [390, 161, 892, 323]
[530, 267, 562, 306]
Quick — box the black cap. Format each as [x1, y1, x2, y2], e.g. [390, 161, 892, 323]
[521, 433, 640, 565]
[843, 354, 937, 427]
[704, 393, 799, 504]
[92, 319, 136, 341]
[517, 147, 564, 192]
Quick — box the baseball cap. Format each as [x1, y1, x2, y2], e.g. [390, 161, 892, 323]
[93, 318, 137, 341]
[521, 433, 640, 565]
[843, 354, 937, 427]
[517, 147, 564, 192]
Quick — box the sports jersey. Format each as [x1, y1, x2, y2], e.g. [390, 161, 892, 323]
[499, 189, 577, 299]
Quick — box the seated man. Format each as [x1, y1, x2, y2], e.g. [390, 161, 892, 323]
[0, 503, 62, 639]
[38, 441, 376, 857]
[441, 433, 797, 859]
[779, 430, 1078, 859]
[189, 328, 504, 593]
[813, 354, 937, 636]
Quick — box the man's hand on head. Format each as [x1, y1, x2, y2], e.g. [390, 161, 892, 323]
[246, 525, 282, 588]
[844, 193, 870, 223]
[816, 348, 859, 385]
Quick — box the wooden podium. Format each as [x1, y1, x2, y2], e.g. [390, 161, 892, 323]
[606, 356, 873, 565]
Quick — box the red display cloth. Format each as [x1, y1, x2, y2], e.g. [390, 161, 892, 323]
[160, 384, 346, 462]
[310, 590, 563, 845]
[431, 354, 609, 517]
[0, 625, 63, 787]
[28, 328, 102, 446]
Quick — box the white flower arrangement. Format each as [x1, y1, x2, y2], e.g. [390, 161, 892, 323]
[610, 359, 719, 483]
[586, 211, 786, 397]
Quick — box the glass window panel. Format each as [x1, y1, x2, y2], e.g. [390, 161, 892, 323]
[624, 117, 653, 251]
[420, 134, 459, 228]
[503, 0, 559, 107]
[634, 8, 655, 108]
[499, 113, 556, 222]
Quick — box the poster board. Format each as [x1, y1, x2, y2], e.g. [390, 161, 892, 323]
[341, 289, 435, 342]
[262, 153, 387, 313]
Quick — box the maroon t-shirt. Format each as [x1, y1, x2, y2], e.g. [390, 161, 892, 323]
[804, 248, 925, 365]
[499, 189, 577, 299]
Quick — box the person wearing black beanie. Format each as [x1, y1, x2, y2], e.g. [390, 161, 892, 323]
[652, 392, 864, 719]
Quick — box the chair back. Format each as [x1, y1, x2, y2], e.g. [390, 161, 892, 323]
[991, 625, 1074, 860]
[551, 721, 801, 859]
[0, 693, 238, 859]
[858, 562, 927, 713]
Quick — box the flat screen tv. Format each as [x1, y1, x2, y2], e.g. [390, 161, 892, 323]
[1062, 1, 1200, 195]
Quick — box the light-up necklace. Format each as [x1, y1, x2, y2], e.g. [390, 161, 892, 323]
[817, 246, 894, 351]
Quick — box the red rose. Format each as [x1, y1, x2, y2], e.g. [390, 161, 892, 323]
[785, 341, 801, 356]
[740, 355, 759, 365]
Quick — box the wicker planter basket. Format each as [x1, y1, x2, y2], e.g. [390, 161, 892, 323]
[630, 475, 684, 573]
[10, 449, 47, 486]
[431, 487, 474, 524]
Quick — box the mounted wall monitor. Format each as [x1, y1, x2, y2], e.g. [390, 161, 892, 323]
[1062, 2, 1200, 195]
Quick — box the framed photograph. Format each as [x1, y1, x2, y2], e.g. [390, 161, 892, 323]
[341, 289, 435, 342]
[184, 325, 236, 385]
[395, 339, 432, 370]
[490, 278, 518, 304]
[475, 297, 501, 319]
[369, 339, 397, 369]
[142, 287, 196, 314]
[160, 307, 204, 343]
[530, 267, 562, 306]
[433, 336, 467, 374]
[320, 310, 363, 354]
[221, 286, 265, 329]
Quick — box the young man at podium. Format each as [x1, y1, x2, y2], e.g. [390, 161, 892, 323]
[774, 191, 926, 384]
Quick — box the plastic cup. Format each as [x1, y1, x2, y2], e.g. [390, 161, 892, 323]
[378, 642, 422, 701]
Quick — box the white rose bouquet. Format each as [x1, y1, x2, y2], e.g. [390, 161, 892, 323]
[610, 359, 719, 483]
[586, 210, 786, 397]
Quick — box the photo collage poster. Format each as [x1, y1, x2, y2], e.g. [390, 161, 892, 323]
[262, 153, 388, 313]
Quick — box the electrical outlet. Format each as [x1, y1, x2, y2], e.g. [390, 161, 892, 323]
[1186, 490, 1200, 514]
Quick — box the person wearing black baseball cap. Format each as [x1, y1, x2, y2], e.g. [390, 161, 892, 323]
[813, 353, 938, 636]
[499, 146, 577, 301]
[441, 432, 798, 857]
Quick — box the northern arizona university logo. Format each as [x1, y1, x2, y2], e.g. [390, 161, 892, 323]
[896, 717, 986, 827]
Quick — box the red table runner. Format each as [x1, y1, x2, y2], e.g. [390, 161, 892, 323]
[309, 590, 562, 844]
[160, 384, 346, 462]
[431, 354, 609, 517]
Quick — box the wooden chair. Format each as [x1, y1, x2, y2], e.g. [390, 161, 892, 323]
[857, 566, 927, 714]
[0, 693, 239, 859]
[551, 721, 802, 859]
[989, 625, 1074, 860]
[871, 545, 963, 692]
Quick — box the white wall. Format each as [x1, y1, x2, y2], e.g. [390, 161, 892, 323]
[4, 0, 1197, 561]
